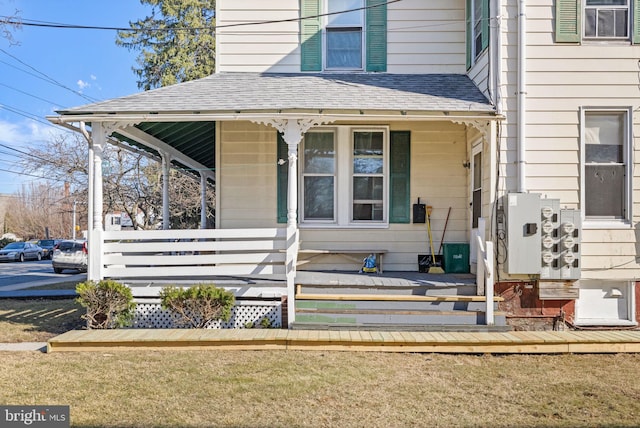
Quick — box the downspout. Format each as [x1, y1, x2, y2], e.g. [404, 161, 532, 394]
[492, 0, 503, 116]
[517, 0, 527, 192]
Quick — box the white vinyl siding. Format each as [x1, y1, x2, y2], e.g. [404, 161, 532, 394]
[218, 120, 470, 272]
[499, 0, 640, 280]
[216, 0, 467, 73]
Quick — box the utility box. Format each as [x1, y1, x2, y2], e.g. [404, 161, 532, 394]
[443, 243, 470, 273]
[504, 193, 541, 274]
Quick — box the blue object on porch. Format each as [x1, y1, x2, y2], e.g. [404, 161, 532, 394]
[361, 254, 377, 273]
[442, 243, 470, 273]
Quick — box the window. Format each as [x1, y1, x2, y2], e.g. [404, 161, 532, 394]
[555, 0, 640, 43]
[472, 151, 482, 229]
[300, 0, 387, 72]
[582, 109, 631, 221]
[300, 127, 387, 226]
[302, 131, 336, 221]
[585, 0, 629, 38]
[326, 0, 364, 69]
[466, 0, 489, 68]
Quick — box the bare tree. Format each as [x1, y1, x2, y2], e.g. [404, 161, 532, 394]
[18, 133, 215, 233]
[1, 6, 21, 46]
[4, 182, 78, 239]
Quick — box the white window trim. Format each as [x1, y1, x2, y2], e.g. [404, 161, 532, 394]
[579, 107, 633, 227]
[322, 0, 365, 71]
[583, 0, 630, 40]
[300, 125, 390, 229]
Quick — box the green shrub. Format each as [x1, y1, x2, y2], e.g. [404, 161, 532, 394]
[159, 283, 235, 328]
[76, 280, 136, 329]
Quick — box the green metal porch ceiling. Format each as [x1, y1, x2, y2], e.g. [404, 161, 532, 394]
[113, 121, 216, 174]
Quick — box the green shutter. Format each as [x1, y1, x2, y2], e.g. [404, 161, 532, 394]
[481, 0, 489, 50]
[301, 0, 322, 71]
[633, 0, 640, 43]
[466, 0, 472, 69]
[555, 0, 581, 43]
[277, 133, 288, 223]
[389, 131, 411, 224]
[366, 0, 387, 72]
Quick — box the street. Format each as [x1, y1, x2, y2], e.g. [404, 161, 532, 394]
[0, 259, 86, 290]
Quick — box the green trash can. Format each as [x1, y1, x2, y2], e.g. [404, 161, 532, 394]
[442, 243, 470, 273]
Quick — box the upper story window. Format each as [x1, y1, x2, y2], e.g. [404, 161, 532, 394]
[556, 0, 640, 43]
[326, 0, 364, 69]
[584, 0, 629, 39]
[466, 0, 489, 69]
[301, 0, 387, 72]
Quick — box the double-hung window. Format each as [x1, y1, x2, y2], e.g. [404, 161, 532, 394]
[466, 0, 489, 69]
[300, 127, 387, 226]
[300, 0, 387, 72]
[582, 109, 631, 222]
[555, 0, 640, 43]
[326, 0, 364, 69]
[585, 0, 629, 39]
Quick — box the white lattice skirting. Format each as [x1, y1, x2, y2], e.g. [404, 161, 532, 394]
[133, 300, 282, 329]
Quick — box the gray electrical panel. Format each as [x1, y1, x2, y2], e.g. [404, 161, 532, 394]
[504, 193, 541, 274]
[540, 198, 560, 279]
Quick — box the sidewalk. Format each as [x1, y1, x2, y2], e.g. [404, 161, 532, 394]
[0, 342, 47, 352]
[0, 273, 85, 298]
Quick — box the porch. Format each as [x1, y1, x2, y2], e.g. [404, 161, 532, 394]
[100, 225, 498, 330]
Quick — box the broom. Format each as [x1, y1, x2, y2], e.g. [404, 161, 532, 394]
[426, 206, 445, 274]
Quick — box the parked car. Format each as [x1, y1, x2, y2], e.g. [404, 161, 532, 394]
[52, 240, 88, 274]
[0, 242, 44, 262]
[37, 239, 61, 260]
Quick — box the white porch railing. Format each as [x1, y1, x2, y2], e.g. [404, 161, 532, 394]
[101, 228, 288, 278]
[475, 218, 495, 326]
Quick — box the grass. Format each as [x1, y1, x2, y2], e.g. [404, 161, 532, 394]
[0, 298, 85, 342]
[1, 299, 640, 427]
[0, 351, 639, 427]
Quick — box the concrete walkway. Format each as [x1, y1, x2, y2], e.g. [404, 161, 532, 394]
[0, 342, 47, 352]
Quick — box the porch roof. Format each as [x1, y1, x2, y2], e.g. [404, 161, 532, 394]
[50, 73, 496, 176]
[55, 72, 495, 116]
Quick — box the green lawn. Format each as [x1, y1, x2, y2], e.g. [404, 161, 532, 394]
[1, 299, 640, 427]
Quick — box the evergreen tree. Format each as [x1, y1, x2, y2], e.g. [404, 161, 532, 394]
[116, 0, 216, 90]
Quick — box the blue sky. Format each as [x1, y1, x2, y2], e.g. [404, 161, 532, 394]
[0, 0, 152, 194]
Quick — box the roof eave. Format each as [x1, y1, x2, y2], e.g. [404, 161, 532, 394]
[47, 109, 501, 125]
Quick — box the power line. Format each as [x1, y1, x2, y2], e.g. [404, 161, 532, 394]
[0, 82, 63, 107]
[0, 48, 98, 103]
[0, 0, 403, 32]
[0, 103, 54, 127]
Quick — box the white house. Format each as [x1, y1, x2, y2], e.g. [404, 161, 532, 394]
[47, 0, 640, 330]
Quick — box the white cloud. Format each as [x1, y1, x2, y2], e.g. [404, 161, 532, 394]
[90, 74, 97, 81]
[77, 79, 90, 90]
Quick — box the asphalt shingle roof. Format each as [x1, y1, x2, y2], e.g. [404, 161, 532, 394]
[58, 73, 495, 115]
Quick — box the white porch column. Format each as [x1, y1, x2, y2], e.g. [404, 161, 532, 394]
[200, 173, 207, 229]
[88, 122, 105, 281]
[161, 152, 171, 230]
[251, 117, 329, 328]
